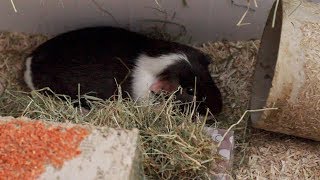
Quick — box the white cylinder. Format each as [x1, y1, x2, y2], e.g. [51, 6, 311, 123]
[250, 0, 320, 141]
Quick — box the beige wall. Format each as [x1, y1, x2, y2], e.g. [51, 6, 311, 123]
[0, 0, 275, 43]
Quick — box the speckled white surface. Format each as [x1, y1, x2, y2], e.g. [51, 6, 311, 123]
[39, 128, 142, 180]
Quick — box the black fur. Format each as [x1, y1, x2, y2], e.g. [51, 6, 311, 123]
[27, 26, 222, 114]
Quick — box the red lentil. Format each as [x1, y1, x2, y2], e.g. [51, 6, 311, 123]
[0, 120, 89, 180]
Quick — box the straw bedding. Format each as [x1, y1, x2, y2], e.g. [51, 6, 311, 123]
[235, 129, 320, 179]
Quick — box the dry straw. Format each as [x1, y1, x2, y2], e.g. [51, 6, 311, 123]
[0, 88, 217, 179]
[10, 0, 18, 13]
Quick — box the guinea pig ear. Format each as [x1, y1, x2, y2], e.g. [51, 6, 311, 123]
[149, 79, 179, 94]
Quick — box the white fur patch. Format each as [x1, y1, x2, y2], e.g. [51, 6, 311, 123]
[131, 53, 190, 100]
[24, 57, 36, 90]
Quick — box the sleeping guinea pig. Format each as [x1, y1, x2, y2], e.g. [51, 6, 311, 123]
[23, 26, 222, 115]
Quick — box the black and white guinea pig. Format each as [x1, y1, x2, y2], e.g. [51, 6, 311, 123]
[23, 26, 222, 115]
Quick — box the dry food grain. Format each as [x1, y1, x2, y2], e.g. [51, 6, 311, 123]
[0, 120, 89, 179]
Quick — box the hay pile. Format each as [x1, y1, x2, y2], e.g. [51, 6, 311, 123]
[1, 89, 217, 179]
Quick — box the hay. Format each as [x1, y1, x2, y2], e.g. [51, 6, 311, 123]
[0, 88, 217, 179]
[10, 0, 18, 13]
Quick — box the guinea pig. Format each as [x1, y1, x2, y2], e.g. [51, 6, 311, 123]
[23, 26, 222, 115]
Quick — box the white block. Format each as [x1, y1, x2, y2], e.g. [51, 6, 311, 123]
[39, 127, 143, 180]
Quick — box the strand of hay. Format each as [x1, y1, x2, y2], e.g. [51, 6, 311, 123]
[217, 108, 278, 148]
[272, 0, 280, 28]
[234, 0, 262, 27]
[236, 1, 252, 26]
[10, 0, 18, 13]
[91, 0, 120, 25]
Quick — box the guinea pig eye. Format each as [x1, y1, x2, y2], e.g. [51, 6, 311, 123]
[186, 87, 194, 95]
